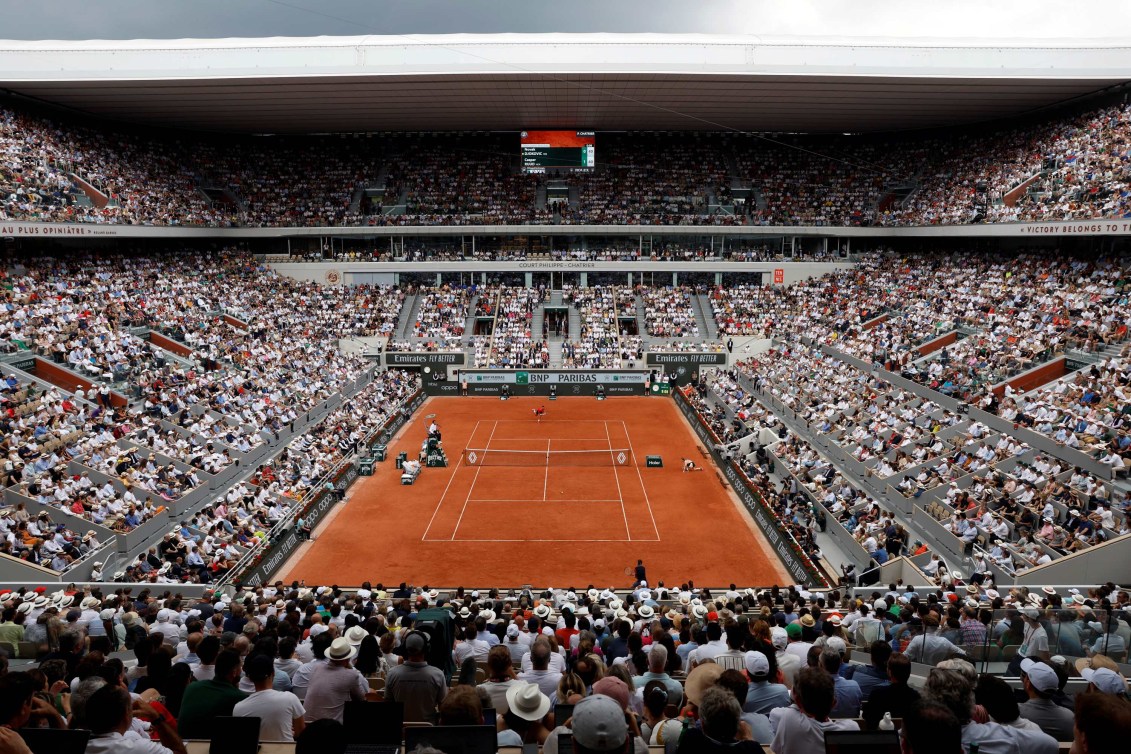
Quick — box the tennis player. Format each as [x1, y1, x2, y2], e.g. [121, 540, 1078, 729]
[532, 405, 546, 422]
[682, 457, 704, 472]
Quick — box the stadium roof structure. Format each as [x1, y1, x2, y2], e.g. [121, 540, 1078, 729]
[1, 33, 1130, 134]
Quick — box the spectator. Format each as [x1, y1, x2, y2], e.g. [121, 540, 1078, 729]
[233, 654, 306, 742]
[677, 685, 761, 754]
[303, 637, 368, 724]
[922, 667, 1056, 754]
[973, 675, 1040, 734]
[499, 682, 554, 746]
[177, 649, 247, 739]
[742, 651, 790, 715]
[1016, 659, 1074, 741]
[862, 653, 920, 731]
[544, 692, 648, 754]
[768, 667, 859, 754]
[715, 669, 774, 745]
[385, 631, 447, 723]
[82, 683, 187, 754]
[820, 649, 861, 719]
[1071, 690, 1131, 754]
[901, 700, 964, 754]
[851, 641, 892, 702]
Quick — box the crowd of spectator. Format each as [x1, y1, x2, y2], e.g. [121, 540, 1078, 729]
[561, 286, 637, 369]
[7, 98, 1131, 228]
[475, 287, 548, 369]
[5, 574, 1131, 752]
[641, 286, 701, 338]
[412, 286, 471, 349]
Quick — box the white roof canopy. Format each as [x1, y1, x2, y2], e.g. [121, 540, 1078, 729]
[1, 34, 1128, 133]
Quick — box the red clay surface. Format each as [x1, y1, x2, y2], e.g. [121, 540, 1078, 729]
[285, 396, 788, 588]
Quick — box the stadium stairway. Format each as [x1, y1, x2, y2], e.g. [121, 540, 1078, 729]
[634, 298, 648, 338]
[568, 306, 582, 340]
[547, 340, 563, 368]
[549, 289, 563, 307]
[532, 302, 545, 340]
[348, 185, 365, 215]
[396, 294, 420, 339]
[694, 293, 718, 339]
[463, 295, 479, 343]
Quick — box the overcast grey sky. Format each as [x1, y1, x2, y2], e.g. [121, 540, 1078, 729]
[1, 0, 1129, 41]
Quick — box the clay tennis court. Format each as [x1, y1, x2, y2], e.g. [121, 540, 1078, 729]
[284, 396, 788, 587]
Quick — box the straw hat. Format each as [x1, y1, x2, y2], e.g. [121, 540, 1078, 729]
[345, 626, 369, 646]
[637, 605, 655, 620]
[506, 682, 551, 722]
[327, 637, 358, 662]
[685, 663, 724, 706]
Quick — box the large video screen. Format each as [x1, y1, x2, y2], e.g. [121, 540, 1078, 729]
[521, 131, 596, 174]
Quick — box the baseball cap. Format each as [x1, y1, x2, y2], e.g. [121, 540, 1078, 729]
[826, 637, 848, 656]
[770, 627, 789, 650]
[785, 623, 802, 639]
[404, 632, 428, 654]
[592, 676, 631, 711]
[571, 694, 628, 752]
[1019, 658, 1058, 693]
[1081, 667, 1128, 696]
[744, 651, 770, 677]
[506, 624, 521, 639]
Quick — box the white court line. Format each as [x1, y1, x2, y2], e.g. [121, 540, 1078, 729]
[491, 437, 612, 441]
[451, 420, 497, 541]
[621, 419, 661, 540]
[606, 420, 630, 541]
[488, 419, 611, 423]
[421, 419, 479, 541]
[434, 537, 658, 543]
[543, 439, 551, 502]
[468, 499, 625, 503]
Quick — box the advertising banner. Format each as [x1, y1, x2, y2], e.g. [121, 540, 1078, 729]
[383, 352, 466, 367]
[453, 370, 650, 396]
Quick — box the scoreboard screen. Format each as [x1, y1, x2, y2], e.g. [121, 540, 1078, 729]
[521, 131, 596, 173]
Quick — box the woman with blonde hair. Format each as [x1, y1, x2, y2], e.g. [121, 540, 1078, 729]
[552, 671, 586, 706]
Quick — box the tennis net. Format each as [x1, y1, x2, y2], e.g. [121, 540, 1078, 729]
[461, 448, 635, 467]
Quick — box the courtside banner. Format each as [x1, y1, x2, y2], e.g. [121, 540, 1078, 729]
[383, 351, 465, 367]
[645, 353, 727, 366]
[463, 370, 649, 384]
[645, 352, 726, 386]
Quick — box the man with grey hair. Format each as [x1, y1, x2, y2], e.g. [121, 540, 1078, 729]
[70, 676, 107, 729]
[631, 643, 683, 705]
[923, 667, 1057, 754]
[518, 638, 562, 698]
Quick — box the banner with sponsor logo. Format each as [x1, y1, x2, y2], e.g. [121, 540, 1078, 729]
[382, 352, 466, 368]
[645, 352, 726, 386]
[672, 389, 822, 586]
[455, 370, 649, 396]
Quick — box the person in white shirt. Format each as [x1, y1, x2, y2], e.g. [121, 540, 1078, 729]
[82, 683, 187, 754]
[233, 655, 306, 742]
[769, 667, 859, 754]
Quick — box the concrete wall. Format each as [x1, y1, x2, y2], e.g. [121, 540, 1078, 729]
[269, 261, 855, 287]
[1013, 534, 1131, 586]
[992, 357, 1068, 397]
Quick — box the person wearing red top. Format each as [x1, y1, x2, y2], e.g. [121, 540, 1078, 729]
[555, 611, 579, 650]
